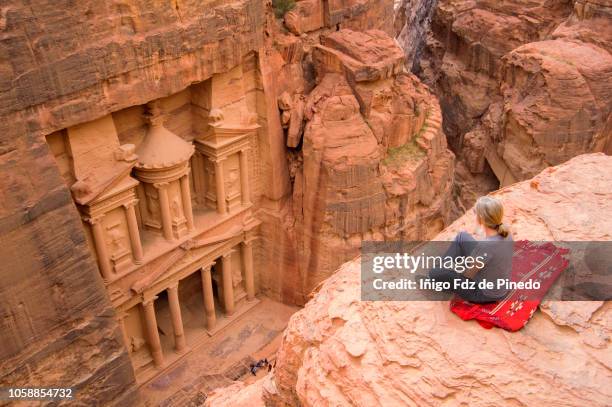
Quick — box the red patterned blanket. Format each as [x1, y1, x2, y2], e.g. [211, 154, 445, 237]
[450, 241, 569, 331]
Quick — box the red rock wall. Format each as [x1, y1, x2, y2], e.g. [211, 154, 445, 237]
[265, 26, 455, 297]
[0, 0, 265, 403]
[410, 0, 612, 183]
[0, 139, 139, 405]
[0, 1, 453, 400]
[0, 0, 400, 396]
[255, 1, 399, 305]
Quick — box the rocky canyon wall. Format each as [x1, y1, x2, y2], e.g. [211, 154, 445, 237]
[258, 1, 456, 302]
[0, 0, 265, 403]
[242, 0, 401, 306]
[400, 0, 612, 193]
[394, 0, 439, 71]
[291, 29, 455, 295]
[0, 0, 457, 401]
[207, 153, 611, 406]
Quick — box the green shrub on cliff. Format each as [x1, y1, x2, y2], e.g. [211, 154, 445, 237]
[272, 0, 296, 18]
[383, 140, 426, 167]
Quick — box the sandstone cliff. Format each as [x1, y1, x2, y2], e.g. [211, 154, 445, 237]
[395, 0, 439, 70]
[0, 0, 266, 402]
[0, 0, 425, 400]
[4, 0, 609, 403]
[402, 0, 612, 196]
[1, 0, 274, 401]
[258, 3, 456, 302]
[209, 153, 612, 406]
[235, 0, 401, 306]
[290, 29, 455, 295]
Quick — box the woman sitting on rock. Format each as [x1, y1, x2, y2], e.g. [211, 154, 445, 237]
[429, 196, 513, 303]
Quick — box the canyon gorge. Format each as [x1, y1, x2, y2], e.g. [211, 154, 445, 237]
[0, 0, 609, 406]
[405, 0, 612, 207]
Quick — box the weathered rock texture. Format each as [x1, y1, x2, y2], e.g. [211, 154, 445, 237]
[254, 1, 456, 303]
[394, 0, 439, 70]
[405, 0, 612, 188]
[238, 1, 398, 307]
[257, 153, 612, 406]
[1, 0, 438, 400]
[291, 29, 455, 294]
[0, 0, 266, 403]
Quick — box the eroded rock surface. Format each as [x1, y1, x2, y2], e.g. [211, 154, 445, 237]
[1, 0, 273, 402]
[258, 153, 611, 406]
[395, 0, 440, 70]
[292, 29, 455, 293]
[0, 0, 411, 400]
[245, 1, 397, 306]
[404, 0, 612, 193]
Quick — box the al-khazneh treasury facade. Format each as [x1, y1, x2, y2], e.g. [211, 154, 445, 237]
[0, 0, 401, 400]
[45, 65, 262, 381]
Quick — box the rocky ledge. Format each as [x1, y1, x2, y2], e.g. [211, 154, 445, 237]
[209, 153, 611, 406]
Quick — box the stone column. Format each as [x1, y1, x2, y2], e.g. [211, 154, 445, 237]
[242, 240, 256, 301]
[137, 183, 148, 228]
[155, 182, 173, 241]
[239, 149, 251, 205]
[192, 153, 205, 203]
[200, 264, 216, 330]
[221, 252, 235, 316]
[180, 173, 195, 231]
[213, 158, 227, 215]
[142, 296, 164, 367]
[124, 202, 144, 264]
[167, 282, 186, 352]
[89, 216, 113, 281]
[116, 311, 131, 352]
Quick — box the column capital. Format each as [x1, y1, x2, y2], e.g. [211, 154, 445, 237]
[202, 262, 215, 272]
[243, 237, 257, 246]
[211, 156, 227, 164]
[222, 250, 235, 259]
[154, 182, 170, 190]
[142, 295, 159, 307]
[86, 214, 106, 225]
[167, 281, 179, 290]
[122, 199, 138, 210]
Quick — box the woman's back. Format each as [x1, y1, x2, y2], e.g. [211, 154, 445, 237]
[472, 233, 514, 299]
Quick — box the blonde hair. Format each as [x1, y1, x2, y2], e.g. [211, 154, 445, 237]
[475, 196, 509, 238]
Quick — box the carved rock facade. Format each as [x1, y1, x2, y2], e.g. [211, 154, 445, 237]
[1, 0, 438, 402]
[44, 65, 261, 384]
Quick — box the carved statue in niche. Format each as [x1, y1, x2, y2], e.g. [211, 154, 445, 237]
[232, 266, 243, 287]
[205, 161, 216, 190]
[106, 224, 126, 255]
[105, 220, 132, 273]
[204, 160, 219, 211]
[130, 336, 146, 352]
[226, 167, 240, 195]
[171, 197, 181, 219]
[145, 188, 160, 219]
[222, 156, 242, 210]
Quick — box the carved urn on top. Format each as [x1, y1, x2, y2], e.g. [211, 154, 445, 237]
[134, 102, 195, 241]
